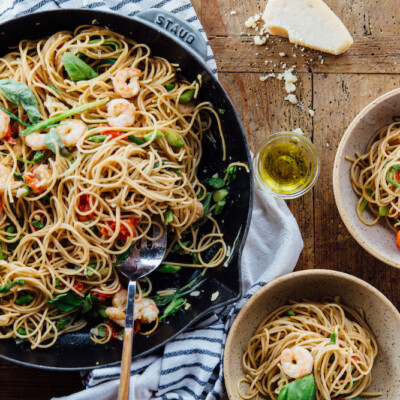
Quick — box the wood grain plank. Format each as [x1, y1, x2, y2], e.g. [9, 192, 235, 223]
[313, 73, 400, 308]
[208, 36, 400, 74]
[218, 72, 315, 269]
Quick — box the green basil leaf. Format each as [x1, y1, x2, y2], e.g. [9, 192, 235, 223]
[114, 244, 134, 267]
[48, 85, 61, 95]
[47, 292, 83, 311]
[33, 150, 45, 164]
[225, 165, 237, 185]
[0, 280, 24, 293]
[277, 374, 316, 400]
[203, 177, 225, 189]
[16, 294, 34, 305]
[44, 128, 69, 158]
[82, 294, 100, 314]
[164, 209, 174, 225]
[62, 52, 98, 82]
[0, 79, 40, 124]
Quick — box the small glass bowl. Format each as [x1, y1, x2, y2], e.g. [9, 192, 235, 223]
[252, 131, 320, 199]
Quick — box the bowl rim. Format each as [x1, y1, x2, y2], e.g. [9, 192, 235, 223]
[224, 268, 400, 399]
[333, 87, 400, 269]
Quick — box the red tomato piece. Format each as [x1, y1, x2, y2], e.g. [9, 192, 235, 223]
[73, 282, 84, 292]
[23, 172, 42, 194]
[92, 291, 114, 303]
[77, 194, 95, 222]
[5, 124, 16, 145]
[101, 217, 137, 241]
[99, 124, 122, 139]
[134, 319, 141, 334]
[105, 321, 120, 339]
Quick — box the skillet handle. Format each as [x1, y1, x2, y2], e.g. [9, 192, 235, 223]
[133, 9, 208, 61]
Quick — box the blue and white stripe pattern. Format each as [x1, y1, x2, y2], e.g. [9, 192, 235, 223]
[0, 0, 217, 75]
[0, 2, 304, 399]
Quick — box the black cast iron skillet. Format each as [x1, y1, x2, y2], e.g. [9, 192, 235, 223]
[0, 9, 253, 370]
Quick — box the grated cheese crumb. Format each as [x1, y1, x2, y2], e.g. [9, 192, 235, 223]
[260, 73, 276, 81]
[308, 109, 315, 117]
[293, 128, 304, 135]
[279, 52, 286, 57]
[284, 94, 298, 105]
[254, 35, 267, 45]
[230, 10, 237, 15]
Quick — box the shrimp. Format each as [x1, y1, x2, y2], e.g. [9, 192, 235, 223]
[112, 67, 141, 98]
[112, 289, 127, 309]
[44, 95, 68, 116]
[139, 298, 159, 324]
[56, 119, 87, 147]
[107, 99, 135, 127]
[105, 307, 125, 328]
[24, 119, 87, 151]
[23, 164, 52, 194]
[106, 290, 159, 327]
[193, 200, 204, 222]
[280, 347, 314, 379]
[0, 110, 10, 140]
[178, 102, 195, 114]
[0, 165, 11, 194]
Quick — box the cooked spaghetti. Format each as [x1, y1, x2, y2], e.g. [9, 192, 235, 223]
[239, 300, 379, 400]
[0, 26, 240, 348]
[349, 122, 400, 243]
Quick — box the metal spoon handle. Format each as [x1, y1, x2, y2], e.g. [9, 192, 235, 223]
[118, 280, 137, 400]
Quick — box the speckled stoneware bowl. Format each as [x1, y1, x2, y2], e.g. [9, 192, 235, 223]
[333, 88, 400, 268]
[224, 269, 400, 399]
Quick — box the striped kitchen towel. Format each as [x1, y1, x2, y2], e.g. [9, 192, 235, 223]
[0, 1, 304, 399]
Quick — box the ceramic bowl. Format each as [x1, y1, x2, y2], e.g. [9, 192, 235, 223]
[224, 269, 400, 399]
[333, 88, 400, 268]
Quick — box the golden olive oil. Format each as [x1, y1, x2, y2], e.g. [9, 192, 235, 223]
[258, 142, 309, 194]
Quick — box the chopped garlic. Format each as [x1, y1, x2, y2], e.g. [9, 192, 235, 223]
[308, 109, 315, 117]
[211, 291, 220, 301]
[184, 302, 191, 310]
[190, 291, 200, 297]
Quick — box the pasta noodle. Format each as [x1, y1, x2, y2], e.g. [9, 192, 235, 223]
[349, 121, 400, 232]
[0, 26, 235, 348]
[239, 300, 378, 400]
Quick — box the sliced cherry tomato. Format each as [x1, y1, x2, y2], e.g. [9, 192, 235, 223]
[99, 123, 122, 139]
[351, 355, 360, 364]
[77, 194, 95, 222]
[92, 291, 114, 303]
[134, 319, 141, 334]
[397, 231, 400, 250]
[105, 321, 120, 339]
[23, 172, 42, 194]
[101, 217, 137, 241]
[73, 282, 84, 292]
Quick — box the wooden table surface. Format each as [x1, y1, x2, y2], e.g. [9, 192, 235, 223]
[3, 0, 400, 398]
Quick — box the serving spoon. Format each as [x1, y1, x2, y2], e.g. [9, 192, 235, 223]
[115, 222, 167, 400]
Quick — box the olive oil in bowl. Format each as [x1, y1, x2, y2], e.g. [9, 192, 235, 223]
[253, 131, 320, 199]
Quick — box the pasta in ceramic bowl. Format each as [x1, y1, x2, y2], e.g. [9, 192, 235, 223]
[334, 87, 400, 268]
[224, 270, 400, 400]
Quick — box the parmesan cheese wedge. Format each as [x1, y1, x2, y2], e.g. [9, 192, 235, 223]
[262, 0, 353, 55]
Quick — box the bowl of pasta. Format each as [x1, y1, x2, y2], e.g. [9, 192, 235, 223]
[224, 269, 400, 400]
[333, 87, 400, 268]
[0, 9, 252, 369]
